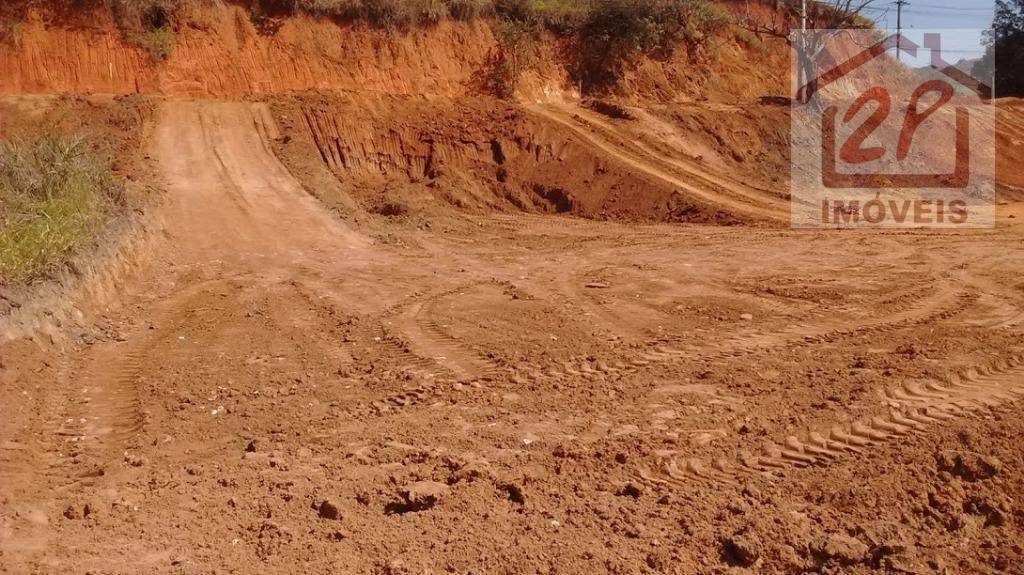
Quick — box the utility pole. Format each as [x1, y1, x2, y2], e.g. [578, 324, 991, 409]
[895, 0, 908, 61]
[800, 0, 806, 36]
[798, 0, 807, 101]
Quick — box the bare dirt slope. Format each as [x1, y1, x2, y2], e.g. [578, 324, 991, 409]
[2, 99, 1024, 574]
[525, 103, 790, 221]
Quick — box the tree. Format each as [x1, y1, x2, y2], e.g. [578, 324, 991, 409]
[739, 0, 876, 103]
[973, 0, 1024, 97]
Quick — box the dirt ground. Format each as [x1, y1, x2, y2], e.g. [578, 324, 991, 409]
[0, 95, 1022, 575]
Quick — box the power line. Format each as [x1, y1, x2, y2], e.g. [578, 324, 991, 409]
[901, 9, 992, 15]
[906, 3, 992, 11]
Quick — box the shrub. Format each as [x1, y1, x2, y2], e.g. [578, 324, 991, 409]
[290, 0, 364, 16]
[447, 0, 490, 20]
[0, 134, 124, 284]
[489, 17, 537, 97]
[0, 19, 23, 48]
[526, 0, 590, 33]
[493, 0, 590, 31]
[575, 0, 730, 92]
[1, 0, 731, 87]
[284, 0, 488, 24]
[0, 3, 27, 48]
[420, 0, 451, 23]
[356, 0, 457, 28]
[106, 0, 180, 61]
[137, 26, 175, 61]
[674, 0, 729, 48]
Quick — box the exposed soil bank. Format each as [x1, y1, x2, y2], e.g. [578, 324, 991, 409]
[0, 6, 506, 98]
[269, 94, 754, 225]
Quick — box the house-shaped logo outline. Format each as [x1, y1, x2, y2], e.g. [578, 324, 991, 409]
[798, 32, 991, 189]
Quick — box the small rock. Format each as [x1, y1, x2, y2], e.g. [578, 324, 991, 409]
[740, 313, 754, 321]
[245, 440, 257, 453]
[936, 450, 1001, 481]
[618, 482, 643, 498]
[318, 499, 342, 521]
[881, 546, 926, 574]
[726, 497, 751, 515]
[584, 282, 610, 289]
[124, 453, 146, 467]
[63, 505, 81, 520]
[722, 532, 761, 567]
[816, 533, 869, 565]
[402, 480, 448, 511]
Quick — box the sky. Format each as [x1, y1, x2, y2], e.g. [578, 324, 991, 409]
[860, 0, 995, 64]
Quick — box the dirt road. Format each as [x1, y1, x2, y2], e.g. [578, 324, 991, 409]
[2, 101, 1024, 573]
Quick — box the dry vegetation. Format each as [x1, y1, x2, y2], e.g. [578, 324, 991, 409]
[0, 134, 123, 284]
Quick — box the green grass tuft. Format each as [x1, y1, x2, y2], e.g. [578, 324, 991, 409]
[0, 134, 124, 285]
[137, 26, 175, 61]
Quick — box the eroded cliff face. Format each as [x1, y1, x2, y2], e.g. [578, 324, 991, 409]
[271, 96, 740, 223]
[0, 2, 785, 103]
[0, 5, 507, 97]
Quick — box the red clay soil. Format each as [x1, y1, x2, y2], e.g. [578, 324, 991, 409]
[2, 4, 1024, 575]
[269, 94, 755, 225]
[3, 98, 1024, 574]
[0, 5, 499, 98]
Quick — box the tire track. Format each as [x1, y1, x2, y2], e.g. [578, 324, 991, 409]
[638, 352, 1024, 487]
[52, 346, 147, 488]
[509, 283, 971, 390]
[381, 281, 504, 383]
[956, 267, 1024, 329]
[963, 293, 1024, 329]
[689, 287, 972, 362]
[40, 280, 233, 492]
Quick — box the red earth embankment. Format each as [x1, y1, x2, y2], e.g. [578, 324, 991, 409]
[270, 95, 750, 224]
[0, 2, 785, 103]
[0, 5, 510, 98]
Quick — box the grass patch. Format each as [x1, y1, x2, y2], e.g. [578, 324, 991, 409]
[0, 134, 124, 285]
[0, 18, 23, 48]
[108, 0, 178, 62]
[0, 2, 27, 48]
[287, 0, 490, 28]
[136, 26, 175, 61]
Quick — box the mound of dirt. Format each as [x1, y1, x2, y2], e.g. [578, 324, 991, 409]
[269, 94, 749, 225]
